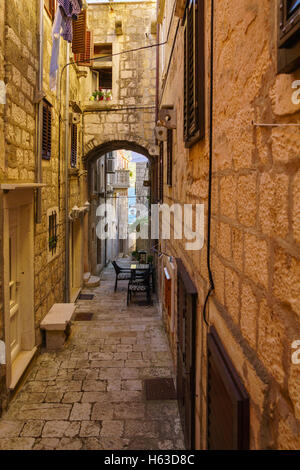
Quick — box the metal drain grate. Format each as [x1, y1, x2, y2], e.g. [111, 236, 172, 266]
[75, 312, 94, 321]
[78, 294, 94, 300]
[144, 378, 177, 400]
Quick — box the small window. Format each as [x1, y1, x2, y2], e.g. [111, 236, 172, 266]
[99, 68, 112, 89]
[94, 44, 112, 61]
[45, 0, 55, 20]
[48, 209, 58, 256]
[42, 100, 52, 160]
[167, 129, 173, 186]
[278, 0, 300, 73]
[183, 0, 205, 147]
[71, 124, 77, 168]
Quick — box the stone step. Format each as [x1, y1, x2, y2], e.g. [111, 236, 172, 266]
[84, 275, 100, 287]
[83, 272, 91, 283]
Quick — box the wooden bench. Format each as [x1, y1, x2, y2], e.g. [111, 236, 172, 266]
[40, 303, 76, 350]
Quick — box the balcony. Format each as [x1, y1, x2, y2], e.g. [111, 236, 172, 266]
[113, 169, 130, 189]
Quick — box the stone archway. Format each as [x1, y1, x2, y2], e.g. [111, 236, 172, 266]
[84, 139, 157, 275]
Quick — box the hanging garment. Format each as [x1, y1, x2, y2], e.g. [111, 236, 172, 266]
[49, 7, 63, 91]
[50, 1, 83, 90]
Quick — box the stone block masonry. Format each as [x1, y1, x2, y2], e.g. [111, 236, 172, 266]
[83, 2, 157, 157]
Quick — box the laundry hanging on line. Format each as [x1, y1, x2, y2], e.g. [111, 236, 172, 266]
[49, 0, 83, 91]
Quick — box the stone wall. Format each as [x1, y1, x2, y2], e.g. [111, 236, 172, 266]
[0, 0, 87, 408]
[159, 0, 300, 449]
[83, 2, 157, 158]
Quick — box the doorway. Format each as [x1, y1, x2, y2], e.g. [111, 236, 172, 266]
[3, 189, 36, 390]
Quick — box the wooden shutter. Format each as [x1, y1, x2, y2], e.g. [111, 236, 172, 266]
[207, 326, 250, 450]
[42, 100, 52, 160]
[176, 258, 197, 450]
[74, 31, 93, 66]
[167, 129, 173, 186]
[71, 124, 77, 168]
[72, 9, 87, 54]
[159, 142, 164, 203]
[45, 0, 55, 20]
[183, 0, 205, 146]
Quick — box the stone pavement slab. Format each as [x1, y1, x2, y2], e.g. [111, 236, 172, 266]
[0, 263, 185, 450]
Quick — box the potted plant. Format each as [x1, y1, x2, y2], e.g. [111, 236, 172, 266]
[104, 90, 112, 101]
[131, 250, 139, 261]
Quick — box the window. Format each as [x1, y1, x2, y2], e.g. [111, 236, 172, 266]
[99, 68, 112, 89]
[278, 0, 300, 73]
[45, 0, 55, 20]
[71, 124, 77, 168]
[42, 100, 52, 160]
[159, 142, 164, 203]
[167, 129, 173, 186]
[48, 209, 58, 256]
[183, 0, 205, 147]
[94, 44, 112, 61]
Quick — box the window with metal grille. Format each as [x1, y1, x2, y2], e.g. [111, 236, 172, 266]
[278, 0, 300, 73]
[167, 129, 173, 186]
[71, 123, 77, 168]
[45, 0, 55, 20]
[183, 0, 205, 147]
[159, 141, 164, 203]
[48, 210, 58, 255]
[42, 100, 52, 160]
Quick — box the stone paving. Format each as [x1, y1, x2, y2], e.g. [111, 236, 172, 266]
[0, 264, 184, 450]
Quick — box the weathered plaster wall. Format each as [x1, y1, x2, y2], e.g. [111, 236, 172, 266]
[83, 2, 157, 158]
[160, 0, 300, 450]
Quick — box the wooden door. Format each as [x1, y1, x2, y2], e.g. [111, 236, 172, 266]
[8, 208, 21, 363]
[176, 259, 197, 450]
[207, 326, 249, 450]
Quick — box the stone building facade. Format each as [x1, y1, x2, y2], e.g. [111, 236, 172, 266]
[82, 1, 157, 164]
[0, 0, 88, 411]
[158, 0, 300, 450]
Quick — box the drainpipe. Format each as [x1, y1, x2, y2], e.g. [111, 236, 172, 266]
[104, 154, 107, 265]
[36, 0, 44, 223]
[65, 43, 70, 302]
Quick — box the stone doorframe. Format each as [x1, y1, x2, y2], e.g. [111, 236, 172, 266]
[2, 189, 36, 391]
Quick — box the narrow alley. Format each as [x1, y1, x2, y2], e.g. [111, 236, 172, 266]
[0, 263, 184, 450]
[0, 0, 300, 452]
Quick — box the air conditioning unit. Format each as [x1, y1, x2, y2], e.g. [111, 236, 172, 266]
[106, 158, 115, 174]
[158, 107, 177, 129]
[70, 112, 81, 125]
[155, 125, 167, 141]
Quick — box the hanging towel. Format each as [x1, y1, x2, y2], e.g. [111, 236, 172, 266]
[49, 7, 63, 91]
